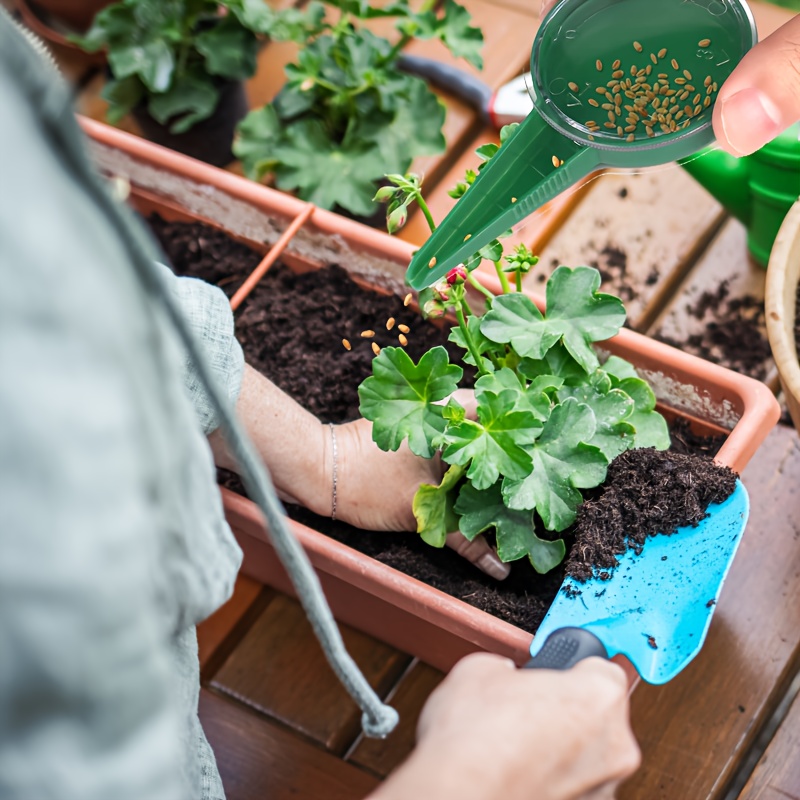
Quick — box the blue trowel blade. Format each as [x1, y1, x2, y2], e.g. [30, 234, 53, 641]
[530, 480, 749, 685]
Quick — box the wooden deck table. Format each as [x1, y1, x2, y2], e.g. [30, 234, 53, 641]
[23, 0, 800, 794]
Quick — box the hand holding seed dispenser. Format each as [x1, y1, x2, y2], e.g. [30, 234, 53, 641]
[406, 0, 758, 290]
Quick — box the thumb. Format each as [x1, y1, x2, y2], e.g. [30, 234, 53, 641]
[713, 15, 800, 157]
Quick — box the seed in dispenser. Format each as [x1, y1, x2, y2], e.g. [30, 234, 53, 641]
[671, 58, 680, 70]
[658, 48, 668, 58]
[684, 69, 693, 80]
[552, 154, 561, 168]
[699, 38, 711, 47]
[626, 133, 635, 142]
[569, 81, 580, 92]
[588, 98, 599, 107]
[633, 41, 643, 52]
[596, 59, 603, 71]
[428, 256, 437, 268]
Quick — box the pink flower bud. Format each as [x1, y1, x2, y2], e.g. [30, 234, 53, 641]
[447, 266, 467, 286]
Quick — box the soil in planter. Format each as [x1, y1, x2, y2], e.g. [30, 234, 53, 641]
[656, 279, 772, 381]
[150, 216, 732, 635]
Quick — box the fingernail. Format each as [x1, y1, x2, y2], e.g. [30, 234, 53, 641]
[719, 88, 783, 157]
[478, 553, 511, 580]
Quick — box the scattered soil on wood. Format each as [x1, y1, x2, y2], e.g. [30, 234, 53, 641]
[564, 449, 737, 582]
[151, 216, 733, 634]
[657, 279, 772, 381]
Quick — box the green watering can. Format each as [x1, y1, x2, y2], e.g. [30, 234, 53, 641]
[681, 124, 800, 267]
[407, 0, 759, 289]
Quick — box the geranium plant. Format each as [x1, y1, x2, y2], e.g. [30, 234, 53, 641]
[73, 0, 316, 133]
[233, 0, 483, 216]
[359, 126, 670, 573]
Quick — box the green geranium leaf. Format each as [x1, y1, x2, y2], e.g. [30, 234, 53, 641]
[423, 0, 484, 69]
[440, 391, 541, 490]
[147, 71, 219, 133]
[455, 482, 565, 571]
[603, 355, 640, 382]
[503, 398, 608, 531]
[559, 379, 636, 460]
[359, 346, 462, 459]
[234, 104, 284, 180]
[195, 15, 258, 81]
[413, 465, 465, 548]
[100, 75, 144, 123]
[355, 77, 445, 172]
[481, 267, 626, 372]
[518, 343, 588, 386]
[110, 36, 175, 92]
[448, 314, 501, 370]
[474, 368, 552, 422]
[271, 119, 387, 215]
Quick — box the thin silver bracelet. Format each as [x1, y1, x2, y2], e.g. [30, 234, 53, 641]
[329, 423, 338, 520]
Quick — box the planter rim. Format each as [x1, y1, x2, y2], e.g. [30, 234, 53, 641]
[766, 198, 800, 413]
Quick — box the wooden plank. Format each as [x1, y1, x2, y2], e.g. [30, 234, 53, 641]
[738, 683, 800, 799]
[197, 574, 268, 672]
[347, 659, 444, 778]
[210, 594, 412, 754]
[647, 218, 777, 385]
[619, 423, 800, 800]
[531, 166, 725, 330]
[200, 689, 379, 800]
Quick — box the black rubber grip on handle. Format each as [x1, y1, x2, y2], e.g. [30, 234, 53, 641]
[525, 628, 608, 670]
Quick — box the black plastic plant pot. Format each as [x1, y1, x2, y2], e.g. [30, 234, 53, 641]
[132, 80, 249, 168]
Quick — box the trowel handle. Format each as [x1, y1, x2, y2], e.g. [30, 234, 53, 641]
[524, 628, 607, 671]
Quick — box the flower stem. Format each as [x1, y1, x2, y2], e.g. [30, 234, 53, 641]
[455, 298, 488, 376]
[494, 261, 512, 294]
[516, 270, 523, 293]
[467, 272, 495, 301]
[415, 192, 437, 233]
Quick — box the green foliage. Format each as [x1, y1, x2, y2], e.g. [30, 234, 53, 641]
[234, 0, 483, 215]
[358, 129, 670, 574]
[72, 0, 282, 133]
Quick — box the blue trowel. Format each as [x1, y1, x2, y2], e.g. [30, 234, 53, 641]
[525, 481, 749, 682]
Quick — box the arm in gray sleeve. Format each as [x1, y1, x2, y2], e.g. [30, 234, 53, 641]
[156, 263, 245, 436]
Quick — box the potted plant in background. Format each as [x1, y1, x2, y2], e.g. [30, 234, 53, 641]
[71, 0, 319, 166]
[12, 0, 112, 47]
[233, 0, 483, 220]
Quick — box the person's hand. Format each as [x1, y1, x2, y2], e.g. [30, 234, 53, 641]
[712, 15, 800, 157]
[370, 653, 641, 800]
[334, 415, 511, 580]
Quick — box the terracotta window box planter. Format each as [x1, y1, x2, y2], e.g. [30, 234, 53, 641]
[82, 117, 781, 676]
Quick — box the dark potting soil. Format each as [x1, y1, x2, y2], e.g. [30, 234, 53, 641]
[151, 215, 732, 634]
[656, 279, 772, 382]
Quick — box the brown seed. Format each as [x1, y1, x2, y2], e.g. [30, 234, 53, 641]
[464, 233, 472, 241]
[694, 103, 702, 115]
[342, 339, 351, 351]
[552, 154, 561, 167]
[631, 65, 638, 76]
[428, 256, 437, 268]
[613, 70, 624, 79]
[675, 110, 684, 120]
[686, 84, 695, 92]
[712, 82, 718, 92]
[398, 334, 408, 347]
[684, 69, 693, 80]
[596, 59, 603, 71]
[647, 127, 655, 137]
[613, 59, 621, 70]
[669, 105, 679, 114]
[707, 85, 714, 95]
[589, 134, 595, 141]
[372, 342, 381, 356]
[633, 41, 643, 52]
[568, 81, 580, 92]
[666, 89, 677, 96]
[607, 79, 619, 88]
[704, 96, 711, 108]
[693, 93, 702, 105]
[671, 58, 680, 70]
[604, 122, 616, 129]
[658, 47, 668, 58]
[588, 98, 599, 107]
[361, 330, 375, 338]
[398, 324, 410, 334]
[704, 75, 713, 87]
[680, 90, 690, 100]
[646, 64, 653, 75]
[675, 77, 686, 85]
[626, 133, 636, 142]
[625, 125, 637, 133]
[511, 197, 518, 202]
[608, 111, 616, 123]
[617, 126, 624, 136]
[699, 38, 711, 47]
[403, 293, 412, 306]
[386, 317, 395, 331]
[602, 102, 614, 110]
[586, 120, 598, 128]
[596, 87, 607, 95]
[612, 84, 621, 94]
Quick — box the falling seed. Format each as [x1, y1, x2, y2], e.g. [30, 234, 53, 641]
[633, 41, 643, 52]
[398, 334, 408, 346]
[361, 330, 375, 338]
[428, 256, 437, 268]
[403, 292, 412, 306]
[552, 154, 561, 167]
[588, 98, 599, 107]
[699, 38, 711, 47]
[398, 324, 410, 333]
[342, 339, 351, 351]
[596, 59, 603, 71]
[464, 233, 472, 241]
[569, 81, 580, 92]
[386, 317, 395, 331]
[372, 342, 381, 356]
[658, 48, 668, 58]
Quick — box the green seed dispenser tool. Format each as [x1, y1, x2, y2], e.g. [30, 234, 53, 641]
[406, 0, 758, 290]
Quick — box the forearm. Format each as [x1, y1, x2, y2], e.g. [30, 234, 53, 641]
[208, 364, 331, 515]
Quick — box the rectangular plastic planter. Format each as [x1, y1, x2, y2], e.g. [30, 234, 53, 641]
[82, 117, 782, 673]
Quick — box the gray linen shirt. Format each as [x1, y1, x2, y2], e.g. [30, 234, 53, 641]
[0, 14, 244, 799]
